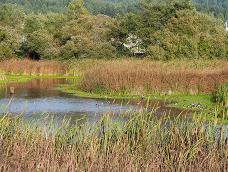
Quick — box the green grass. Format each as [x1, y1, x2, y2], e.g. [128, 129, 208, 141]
[158, 94, 214, 110]
[57, 84, 215, 110]
[51, 83, 228, 124]
[56, 84, 140, 99]
[0, 74, 34, 84]
[0, 74, 79, 85]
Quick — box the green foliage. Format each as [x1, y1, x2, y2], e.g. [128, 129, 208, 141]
[25, 30, 60, 59]
[68, 0, 89, 19]
[148, 45, 165, 60]
[0, 1, 227, 60]
[0, 0, 139, 17]
[212, 83, 228, 105]
[193, 0, 228, 20]
[0, 4, 25, 28]
[112, 1, 193, 54]
[59, 15, 116, 59]
[0, 26, 21, 59]
[24, 15, 45, 34]
[150, 10, 227, 59]
[84, 0, 139, 17]
[1, 0, 228, 20]
[0, 4, 25, 59]
[0, 0, 71, 13]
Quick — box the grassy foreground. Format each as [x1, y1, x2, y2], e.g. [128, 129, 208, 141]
[0, 111, 227, 171]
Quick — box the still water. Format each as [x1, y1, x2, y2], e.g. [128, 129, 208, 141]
[0, 78, 137, 125]
[0, 78, 227, 138]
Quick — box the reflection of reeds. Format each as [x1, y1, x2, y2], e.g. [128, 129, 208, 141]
[0, 59, 66, 75]
[0, 111, 227, 171]
[0, 73, 6, 81]
[80, 59, 228, 94]
[8, 78, 66, 90]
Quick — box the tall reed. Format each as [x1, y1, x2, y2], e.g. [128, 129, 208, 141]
[79, 59, 228, 94]
[0, 58, 66, 75]
[0, 110, 227, 171]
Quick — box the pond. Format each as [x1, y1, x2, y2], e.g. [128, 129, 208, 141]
[0, 78, 139, 125]
[0, 78, 227, 138]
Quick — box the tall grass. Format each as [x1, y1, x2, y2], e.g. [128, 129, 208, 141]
[79, 59, 228, 94]
[0, 111, 227, 171]
[0, 58, 66, 75]
[213, 83, 228, 105]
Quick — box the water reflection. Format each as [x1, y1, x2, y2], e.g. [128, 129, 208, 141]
[0, 78, 137, 125]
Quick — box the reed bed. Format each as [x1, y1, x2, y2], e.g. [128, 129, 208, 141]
[0, 58, 66, 75]
[0, 111, 227, 172]
[79, 59, 228, 94]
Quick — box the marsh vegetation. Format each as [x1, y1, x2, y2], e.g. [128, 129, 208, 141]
[1, 0, 228, 171]
[0, 111, 227, 171]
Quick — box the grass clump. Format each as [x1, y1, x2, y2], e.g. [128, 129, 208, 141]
[212, 83, 228, 120]
[0, 111, 227, 171]
[213, 83, 228, 105]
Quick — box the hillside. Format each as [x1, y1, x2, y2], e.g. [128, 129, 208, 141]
[0, 0, 139, 16]
[0, 0, 227, 18]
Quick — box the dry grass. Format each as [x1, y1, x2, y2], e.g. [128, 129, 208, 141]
[0, 112, 227, 172]
[0, 58, 66, 75]
[79, 59, 228, 94]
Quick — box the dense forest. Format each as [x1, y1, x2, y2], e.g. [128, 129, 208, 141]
[0, 0, 139, 16]
[193, 0, 228, 19]
[0, 0, 227, 60]
[1, 0, 228, 18]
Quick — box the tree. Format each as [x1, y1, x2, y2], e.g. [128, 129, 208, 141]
[149, 9, 227, 59]
[68, 0, 88, 19]
[0, 4, 25, 28]
[0, 4, 25, 59]
[24, 29, 60, 59]
[59, 15, 116, 59]
[0, 26, 21, 59]
[111, 1, 192, 55]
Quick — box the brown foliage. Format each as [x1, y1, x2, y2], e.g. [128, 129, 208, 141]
[80, 59, 228, 93]
[0, 119, 227, 172]
[0, 58, 66, 75]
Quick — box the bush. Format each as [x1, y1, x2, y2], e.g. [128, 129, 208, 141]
[148, 45, 165, 60]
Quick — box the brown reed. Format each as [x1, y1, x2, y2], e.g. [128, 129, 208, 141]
[0, 113, 227, 172]
[79, 59, 228, 94]
[0, 58, 66, 75]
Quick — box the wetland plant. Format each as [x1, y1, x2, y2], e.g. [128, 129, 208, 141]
[213, 83, 228, 105]
[0, 110, 227, 171]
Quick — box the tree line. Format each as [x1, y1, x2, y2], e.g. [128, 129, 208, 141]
[0, 0, 227, 60]
[0, 0, 139, 16]
[1, 0, 228, 18]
